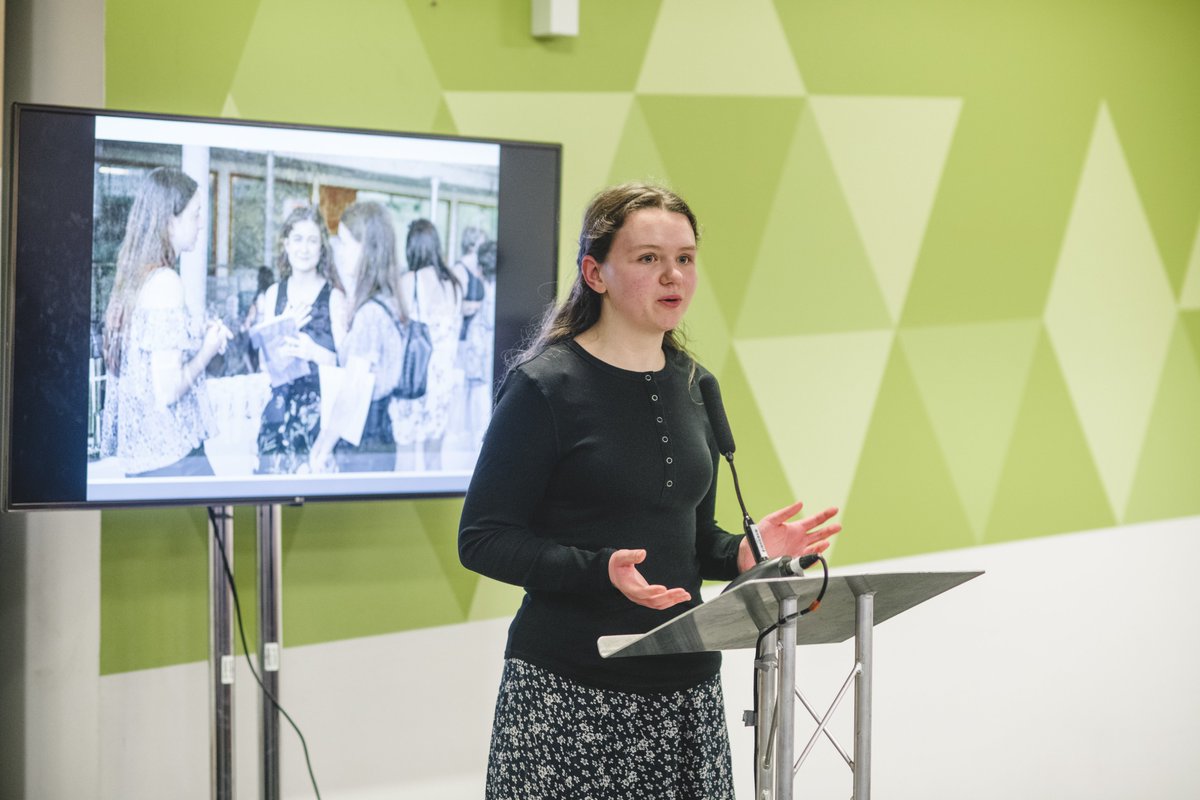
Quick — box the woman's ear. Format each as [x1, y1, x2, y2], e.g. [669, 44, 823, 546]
[580, 255, 606, 294]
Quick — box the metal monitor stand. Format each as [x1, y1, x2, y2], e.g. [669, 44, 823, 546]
[208, 504, 285, 800]
[598, 570, 982, 800]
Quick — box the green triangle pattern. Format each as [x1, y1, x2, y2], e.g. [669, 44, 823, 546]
[808, 95, 961, 323]
[1108, 94, 1200, 297]
[1125, 321, 1200, 523]
[1181, 222, 1200, 309]
[836, 342, 975, 563]
[605, 99, 672, 189]
[985, 330, 1116, 543]
[638, 96, 804, 326]
[404, 0, 662, 92]
[711, 351, 796, 535]
[736, 103, 892, 338]
[1183, 310, 1200, 370]
[900, 320, 1040, 542]
[228, 0, 443, 132]
[279, 502, 463, 647]
[414, 498, 477, 618]
[636, 0, 805, 96]
[1044, 103, 1177, 522]
[443, 91, 634, 277]
[900, 96, 1098, 325]
[683, 270, 734, 379]
[105, 0, 263, 115]
[733, 330, 892, 517]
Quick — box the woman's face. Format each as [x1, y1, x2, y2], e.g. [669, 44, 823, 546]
[169, 192, 203, 254]
[284, 219, 322, 275]
[333, 223, 363, 283]
[583, 208, 697, 336]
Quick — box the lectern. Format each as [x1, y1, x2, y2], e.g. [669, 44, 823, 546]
[599, 570, 982, 799]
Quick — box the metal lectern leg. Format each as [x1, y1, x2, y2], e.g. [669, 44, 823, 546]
[755, 630, 779, 799]
[257, 505, 283, 800]
[853, 592, 875, 800]
[775, 596, 798, 800]
[209, 506, 235, 800]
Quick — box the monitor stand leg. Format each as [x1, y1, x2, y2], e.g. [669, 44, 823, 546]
[208, 506, 235, 800]
[257, 504, 283, 800]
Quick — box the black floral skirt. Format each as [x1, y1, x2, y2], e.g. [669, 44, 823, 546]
[486, 658, 734, 800]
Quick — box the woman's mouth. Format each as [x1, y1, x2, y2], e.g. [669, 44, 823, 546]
[659, 295, 681, 307]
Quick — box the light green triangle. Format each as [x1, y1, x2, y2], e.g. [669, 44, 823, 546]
[638, 95, 804, 326]
[734, 330, 892, 519]
[468, 577, 526, 622]
[636, 0, 804, 96]
[1181, 220, 1200, 309]
[221, 94, 241, 118]
[1044, 103, 1177, 522]
[279, 502, 463, 646]
[606, 99, 671, 188]
[229, 0, 442, 131]
[711, 351, 796, 534]
[445, 91, 634, 276]
[985, 330, 1115, 543]
[809, 95, 962, 323]
[683, 270, 734, 379]
[736, 103, 892, 337]
[835, 343, 975, 564]
[1125, 321, 1200, 523]
[414, 498, 476, 619]
[900, 320, 1040, 542]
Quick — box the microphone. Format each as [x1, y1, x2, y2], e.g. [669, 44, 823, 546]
[699, 374, 769, 564]
[698, 372, 736, 457]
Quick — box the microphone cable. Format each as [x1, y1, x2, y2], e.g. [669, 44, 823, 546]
[207, 507, 323, 800]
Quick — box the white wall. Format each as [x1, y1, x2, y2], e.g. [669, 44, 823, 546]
[1, 1, 105, 799]
[97, 516, 1200, 799]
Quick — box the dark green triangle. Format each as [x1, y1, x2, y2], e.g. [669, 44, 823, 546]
[985, 330, 1115, 542]
[737, 103, 892, 337]
[835, 342, 975, 565]
[1108, 80, 1200, 296]
[429, 98, 459, 137]
[639, 95, 804, 327]
[606, 99, 671, 188]
[414, 497, 477, 618]
[712, 352, 795, 536]
[1182, 310, 1200, 372]
[1125, 322, 1200, 523]
[404, 0, 661, 91]
[280, 502, 462, 647]
[106, 0, 263, 116]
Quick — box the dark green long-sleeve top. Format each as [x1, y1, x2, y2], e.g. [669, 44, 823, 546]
[458, 340, 745, 692]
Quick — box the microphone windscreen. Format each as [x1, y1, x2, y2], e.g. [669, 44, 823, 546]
[698, 373, 736, 457]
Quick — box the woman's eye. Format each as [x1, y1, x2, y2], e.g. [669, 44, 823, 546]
[678, 255, 692, 265]
[639, 253, 656, 263]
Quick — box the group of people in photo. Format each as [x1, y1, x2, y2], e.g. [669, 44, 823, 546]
[98, 165, 496, 478]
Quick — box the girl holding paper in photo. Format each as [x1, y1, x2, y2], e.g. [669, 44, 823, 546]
[309, 201, 406, 473]
[100, 166, 231, 477]
[253, 205, 345, 474]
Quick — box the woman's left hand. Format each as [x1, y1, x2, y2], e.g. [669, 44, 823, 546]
[736, 501, 842, 574]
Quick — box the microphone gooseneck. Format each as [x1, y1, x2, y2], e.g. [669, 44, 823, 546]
[699, 374, 769, 564]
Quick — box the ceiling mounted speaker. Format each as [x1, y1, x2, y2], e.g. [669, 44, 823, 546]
[532, 0, 579, 38]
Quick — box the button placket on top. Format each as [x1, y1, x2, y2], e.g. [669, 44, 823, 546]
[644, 373, 675, 491]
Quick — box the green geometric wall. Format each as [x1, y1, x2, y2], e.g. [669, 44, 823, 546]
[101, 0, 1200, 673]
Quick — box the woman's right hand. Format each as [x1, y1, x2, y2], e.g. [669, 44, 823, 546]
[200, 319, 233, 362]
[608, 549, 691, 610]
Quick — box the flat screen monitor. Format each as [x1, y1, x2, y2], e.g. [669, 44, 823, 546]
[4, 103, 560, 509]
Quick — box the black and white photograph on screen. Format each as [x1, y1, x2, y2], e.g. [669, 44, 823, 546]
[85, 116, 500, 502]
